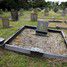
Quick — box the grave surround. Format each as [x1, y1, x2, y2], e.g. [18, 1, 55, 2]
[1, 25, 67, 59]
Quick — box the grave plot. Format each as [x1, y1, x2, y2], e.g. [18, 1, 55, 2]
[9, 28, 67, 55]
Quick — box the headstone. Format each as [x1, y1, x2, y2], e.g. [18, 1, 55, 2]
[2, 17, 10, 28]
[65, 8, 67, 15]
[36, 19, 48, 35]
[11, 9, 18, 21]
[19, 9, 24, 16]
[31, 9, 38, 21]
[62, 10, 65, 16]
[5, 9, 8, 12]
[44, 8, 49, 16]
[0, 9, 3, 14]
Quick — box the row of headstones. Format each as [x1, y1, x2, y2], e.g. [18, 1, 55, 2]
[31, 9, 49, 21]
[31, 8, 67, 21]
[0, 9, 49, 28]
[0, 8, 67, 28]
[0, 9, 19, 28]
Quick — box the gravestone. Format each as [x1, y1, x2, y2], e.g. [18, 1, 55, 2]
[44, 8, 49, 16]
[11, 9, 18, 21]
[2, 17, 10, 28]
[62, 10, 65, 16]
[0, 9, 3, 14]
[61, 8, 67, 16]
[31, 9, 38, 21]
[19, 9, 24, 16]
[65, 8, 67, 15]
[5, 9, 8, 12]
[36, 19, 48, 35]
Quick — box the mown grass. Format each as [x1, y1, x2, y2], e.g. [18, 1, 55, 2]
[0, 10, 67, 67]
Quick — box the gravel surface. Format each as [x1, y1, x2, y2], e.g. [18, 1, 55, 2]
[10, 29, 67, 55]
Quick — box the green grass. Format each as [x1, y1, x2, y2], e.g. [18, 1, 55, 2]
[0, 10, 67, 67]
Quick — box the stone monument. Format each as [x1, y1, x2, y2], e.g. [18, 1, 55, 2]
[11, 9, 18, 21]
[36, 19, 48, 35]
[31, 9, 38, 21]
[44, 8, 49, 16]
[2, 17, 10, 28]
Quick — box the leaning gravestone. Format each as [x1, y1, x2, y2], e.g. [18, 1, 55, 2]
[11, 9, 18, 21]
[31, 9, 38, 21]
[36, 19, 48, 35]
[2, 17, 10, 28]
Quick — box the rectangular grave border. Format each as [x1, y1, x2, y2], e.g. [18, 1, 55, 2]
[49, 20, 63, 23]
[2, 25, 67, 59]
[49, 27, 67, 30]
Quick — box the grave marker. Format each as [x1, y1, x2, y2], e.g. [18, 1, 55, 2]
[36, 19, 48, 35]
[11, 9, 18, 21]
[31, 9, 38, 21]
[2, 17, 10, 28]
[44, 8, 49, 16]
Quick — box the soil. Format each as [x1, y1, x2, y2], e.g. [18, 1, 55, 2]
[10, 29, 67, 55]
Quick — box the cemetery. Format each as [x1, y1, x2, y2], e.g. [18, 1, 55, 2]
[0, 0, 67, 67]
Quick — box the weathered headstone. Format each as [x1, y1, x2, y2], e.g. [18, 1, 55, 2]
[31, 9, 38, 21]
[5, 9, 8, 12]
[11, 9, 18, 21]
[19, 9, 24, 16]
[62, 8, 67, 16]
[44, 8, 49, 16]
[2, 17, 10, 28]
[0, 9, 3, 14]
[36, 19, 48, 35]
[62, 10, 66, 16]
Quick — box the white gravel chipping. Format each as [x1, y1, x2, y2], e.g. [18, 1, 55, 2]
[10, 29, 67, 55]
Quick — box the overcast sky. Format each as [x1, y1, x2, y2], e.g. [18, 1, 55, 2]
[46, 0, 67, 4]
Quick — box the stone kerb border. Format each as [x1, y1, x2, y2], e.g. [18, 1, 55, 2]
[49, 20, 62, 23]
[2, 26, 67, 59]
[61, 31, 67, 45]
[5, 44, 67, 60]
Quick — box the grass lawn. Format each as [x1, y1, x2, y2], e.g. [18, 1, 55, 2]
[0, 10, 67, 67]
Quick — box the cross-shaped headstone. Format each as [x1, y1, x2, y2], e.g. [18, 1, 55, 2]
[36, 19, 48, 35]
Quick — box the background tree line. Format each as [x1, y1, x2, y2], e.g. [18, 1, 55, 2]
[0, 0, 67, 10]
